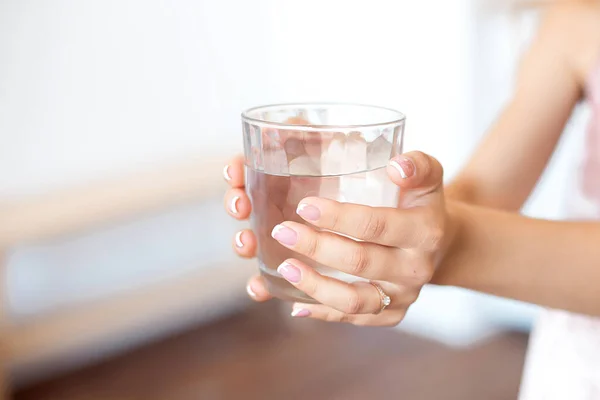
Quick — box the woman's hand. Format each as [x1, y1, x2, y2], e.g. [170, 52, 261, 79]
[223, 151, 457, 326]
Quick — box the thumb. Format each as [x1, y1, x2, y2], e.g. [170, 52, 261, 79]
[386, 151, 444, 204]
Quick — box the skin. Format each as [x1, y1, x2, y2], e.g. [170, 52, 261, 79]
[224, 0, 600, 325]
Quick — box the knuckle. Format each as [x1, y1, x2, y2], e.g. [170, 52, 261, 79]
[345, 289, 363, 314]
[427, 226, 445, 251]
[420, 210, 445, 251]
[329, 207, 341, 231]
[304, 276, 320, 296]
[327, 310, 348, 323]
[303, 234, 320, 258]
[346, 245, 371, 276]
[358, 210, 387, 241]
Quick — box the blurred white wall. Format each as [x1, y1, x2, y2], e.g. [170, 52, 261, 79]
[0, 0, 271, 199]
[0, 0, 475, 200]
[1, 0, 589, 346]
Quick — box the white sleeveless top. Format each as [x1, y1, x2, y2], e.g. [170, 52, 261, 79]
[518, 60, 600, 399]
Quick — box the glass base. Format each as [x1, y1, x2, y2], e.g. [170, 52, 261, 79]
[259, 262, 318, 303]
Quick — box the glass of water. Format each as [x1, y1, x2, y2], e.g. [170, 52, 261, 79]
[242, 103, 406, 303]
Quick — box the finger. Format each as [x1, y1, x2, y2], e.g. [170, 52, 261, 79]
[224, 188, 251, 220]
[290, 303, 405, 327]
[223, 155, 245, 189]
[295, 198, 406, 247]
[271, 221, 398, 280]
[246, 275, 272, 302]
[295, 198, 444, 251]
[276, 258, 383, 314]
[387, 151, 444, 206]
[232, 229, 257, 258]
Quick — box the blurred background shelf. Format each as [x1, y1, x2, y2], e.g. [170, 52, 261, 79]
[8, 260, 252, 371]
[0, 157, 228, 248]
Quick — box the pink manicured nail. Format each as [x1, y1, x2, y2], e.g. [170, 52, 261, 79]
[223, 165, 232, 181]
[246, 283, 257, 297]
[277, 262, 302, 283]
[390, 157, 415, 179]
[296, 203, 321, 221]
[235, 231, 244, 248]
[230, 196, 240, 214]
[271, 224, 298, 246]
[291, 308, 311, 318]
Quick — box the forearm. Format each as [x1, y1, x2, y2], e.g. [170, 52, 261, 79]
[442, 6, 582, 212]
[434, 202, 600, 316]
[445, 176, 523, 210]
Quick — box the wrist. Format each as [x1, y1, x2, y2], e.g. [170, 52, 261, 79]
[431, 200, 468, 286]
[445, 181, 475, 204]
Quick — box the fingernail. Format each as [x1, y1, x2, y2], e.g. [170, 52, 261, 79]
[291, 308, 311, 318]
[277, 262, 302, 283]
[223, 165, 232, 181]
[296, 203, 321, 221]
[235, 231, 244, 248]
[390, 157, 415, 179]
[246, 283, 257, 297]
[271, 224, 298, 246]
[230, 196, 240, 214]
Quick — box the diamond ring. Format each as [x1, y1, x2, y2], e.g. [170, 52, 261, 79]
[369, 281, 391, 314]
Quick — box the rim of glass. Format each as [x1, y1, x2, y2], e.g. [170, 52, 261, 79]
[241, 102, 406, 131]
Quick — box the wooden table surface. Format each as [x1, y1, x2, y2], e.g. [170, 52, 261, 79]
[15, 302, 528, 400]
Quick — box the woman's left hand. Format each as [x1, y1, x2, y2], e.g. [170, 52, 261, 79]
[274, 151, 456, 326]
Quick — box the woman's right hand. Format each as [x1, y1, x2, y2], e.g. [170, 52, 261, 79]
[223, 155, 274, 302]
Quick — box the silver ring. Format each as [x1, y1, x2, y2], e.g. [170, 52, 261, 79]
[369, 281, 391, 314]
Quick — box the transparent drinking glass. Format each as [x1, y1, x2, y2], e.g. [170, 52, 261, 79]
[242, 103, 406, 303]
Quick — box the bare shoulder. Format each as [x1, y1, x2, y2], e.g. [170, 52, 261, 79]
[540, 1, 600, 84]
